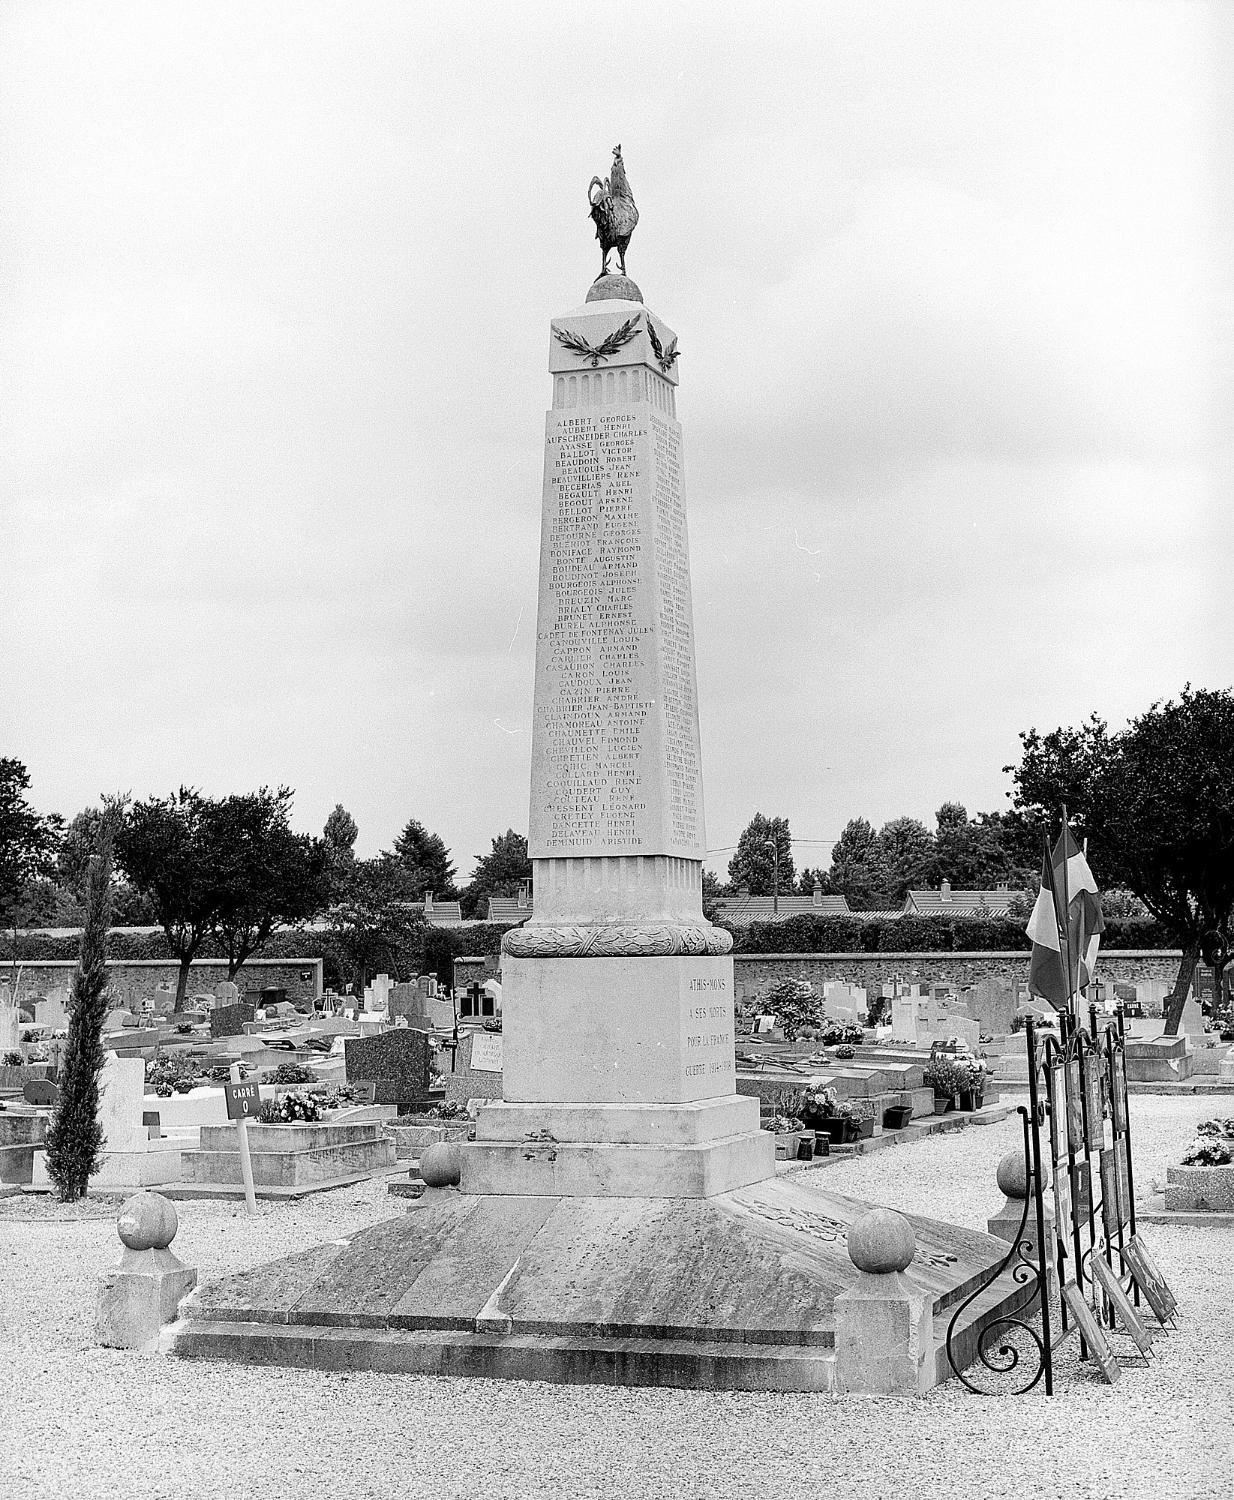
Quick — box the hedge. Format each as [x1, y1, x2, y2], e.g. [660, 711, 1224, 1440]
[5, 913, 1176, 969]
[724, 913, 1177, 955]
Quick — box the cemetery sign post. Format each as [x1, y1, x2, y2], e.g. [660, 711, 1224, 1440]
[224, 1062, 259, 1215]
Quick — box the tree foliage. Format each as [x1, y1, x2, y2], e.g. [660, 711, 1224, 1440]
[43, 801, 122, 1201]
[211, 789, 330, 978]
[0, 758, 63, 966]
[460, 829, 531, 918]
[324, 854, 427, 992]
[391, 818, 457, 899]
[1009, 686, 1234, 1034]
[323, 804, 359, 892]
[728, 813, 796, 896]
[115, 789, 221, 1011]
[828, 818, 881, 909]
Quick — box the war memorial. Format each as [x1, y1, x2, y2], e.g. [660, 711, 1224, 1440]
[166, 155, 1044, 1393]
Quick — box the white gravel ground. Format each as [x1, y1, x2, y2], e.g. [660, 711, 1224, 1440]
[1, 1094, 1230, 1500]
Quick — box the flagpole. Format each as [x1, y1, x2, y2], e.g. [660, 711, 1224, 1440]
[1060, 804, 1076, 1023]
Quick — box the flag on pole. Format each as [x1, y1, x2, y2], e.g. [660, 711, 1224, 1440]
[1026, 826, 1106, 1009]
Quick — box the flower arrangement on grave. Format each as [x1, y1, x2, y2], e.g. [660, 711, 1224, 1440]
[145, 1053, 205, 1098]
[319, 1083, 364, 1109]
[924, 1055, 966, 1099]
[801, 1085, 853, 1124]
[267, 1061, 316, 1085]
[834, 1044, 856, 1060]
[425, 1100, 468, 1120]
[257, 1089, 323, 1124]
[1179, 1119, 1234, 1166]
[2, 1051, 23, 1067]
[819, 1021, 865, 1047]
[761, 1111, 806, 1135]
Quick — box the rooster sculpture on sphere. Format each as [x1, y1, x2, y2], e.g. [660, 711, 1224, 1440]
[588, 144, 638, 280]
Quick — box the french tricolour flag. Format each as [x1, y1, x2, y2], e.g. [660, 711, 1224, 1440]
[1026, 828, 1106, 1011]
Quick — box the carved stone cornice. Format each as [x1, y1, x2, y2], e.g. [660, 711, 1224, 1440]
[501, 922, 733, 959]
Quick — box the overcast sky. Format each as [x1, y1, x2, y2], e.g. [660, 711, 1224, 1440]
[2, 2, 1228, 881]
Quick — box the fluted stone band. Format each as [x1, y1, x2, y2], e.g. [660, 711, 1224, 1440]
[501, 922, 733, 959]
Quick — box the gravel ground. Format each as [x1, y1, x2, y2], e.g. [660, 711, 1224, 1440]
[0, 1094, 1229, 1500]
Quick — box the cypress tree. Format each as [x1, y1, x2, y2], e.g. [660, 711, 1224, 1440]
[44, 805, 118, 1201]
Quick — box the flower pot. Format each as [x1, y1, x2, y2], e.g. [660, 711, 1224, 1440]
[796, 1137, 814, 1161]
[958, 1089, 976, 1112]
[883, 1104, 913, 1130]
[818, 1118, 856, 1144]
[811, 1132, 830, 1157]
[934, 1092, 955, 1114]
[774, 1132, 802, 1160]
[854, 1118, 875, 1140]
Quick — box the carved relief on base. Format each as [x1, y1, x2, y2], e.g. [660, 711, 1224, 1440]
[502, 922, 733, 959]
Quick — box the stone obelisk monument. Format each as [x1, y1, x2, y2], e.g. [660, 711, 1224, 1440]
[461, 151, 773, 1197]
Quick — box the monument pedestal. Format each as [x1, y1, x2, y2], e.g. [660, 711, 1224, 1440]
[460, 949, 773, 1196]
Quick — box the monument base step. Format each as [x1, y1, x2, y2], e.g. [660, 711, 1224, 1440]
[459, 1128, 774, 1198]
[161, 1163, 406, 1202]
[170, 1178, 1025, 1393]
[30, 1146, 182, 1192]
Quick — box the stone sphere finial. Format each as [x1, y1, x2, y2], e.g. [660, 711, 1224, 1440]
[996, 1148, 1050, 1199]
[117, 1191, 179, 1251]
[419, 1141, 463, 1188]
[586, 274, 643, 304]
[847, 1207, 916, 1275]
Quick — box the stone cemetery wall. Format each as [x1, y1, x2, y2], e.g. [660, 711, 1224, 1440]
[9, 958, 322, 1014]
[734, 951, 1182, 1009]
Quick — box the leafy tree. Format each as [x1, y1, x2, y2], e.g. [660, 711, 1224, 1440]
[114, 789, 222, 1013]
[727, 813, 796, 896]
[324, 854, 427, 993]
[796, 866, 835, 896]
[43, 800, 123, 1201]
[210, 789, 331, 979]
[1009, 687, 1234, 1034]
[0, 758, 63, 976]
[926, 804, 1034, 890]
[323, 804, 359, 892]
[391, 818, 457, 899]
[460, 829, 531, 918]
[57, 805, 157, 925]
[757, 977, 821, 1041]
[871, 816, 935, 906]
[828, 817, 881, 910]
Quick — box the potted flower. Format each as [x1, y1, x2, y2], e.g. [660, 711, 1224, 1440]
[925, 1055, 965, 1113]
[761, 1111, 807, 1159]
[850, 1099, 875, 1140]
[802, 1086, 859, 1144]
[958, 1058, 990, 1112]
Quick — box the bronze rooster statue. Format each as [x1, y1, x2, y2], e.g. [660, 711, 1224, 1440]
[588, 144, 638, 279]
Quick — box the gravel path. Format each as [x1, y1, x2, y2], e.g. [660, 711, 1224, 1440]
[1, 1095, 1229, 1500]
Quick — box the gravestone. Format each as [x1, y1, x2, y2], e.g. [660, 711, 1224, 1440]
[823, 982, 866, 1022]
[210, 1002, 256, 1039]
[0, 1002, 18, 1054]
[969, 977, 1016, 1036]
[215, 981, 239, 1004]
[445, 1029, 505, 1108]
[151, 985, 176, 1016]
[344, 1031, 433, 1113]
[390, 982, 428, 1025]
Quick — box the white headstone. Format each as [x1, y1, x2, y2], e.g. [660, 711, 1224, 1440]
[97, 1052, 148, 1154]
[469, 1032, 504, 1073]
[216, 980, 239, 1003]
[0, 1003, 18, 1053]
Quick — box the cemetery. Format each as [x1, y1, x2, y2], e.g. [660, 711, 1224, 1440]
[3, 15, 1230, 1495]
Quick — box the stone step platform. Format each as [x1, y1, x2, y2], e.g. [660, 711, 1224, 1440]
[179, 1119, 396, 1191]
[163, 1164, 406, 1202]
[171, 1178, 1027, 1392]
[780, 1102, 1015, 1173]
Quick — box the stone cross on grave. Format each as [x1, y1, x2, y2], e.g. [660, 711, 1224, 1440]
[458, 277, 773, 1199]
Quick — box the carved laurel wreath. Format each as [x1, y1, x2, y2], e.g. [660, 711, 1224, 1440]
[645, 319, 680, 373]
[553, 315, 642, 367]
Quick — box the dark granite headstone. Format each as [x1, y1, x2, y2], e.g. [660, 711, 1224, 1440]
[344, 1030, 433, 1112]
[210, 1002, 257, 1039]
[23, 1078, 59, 1107]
